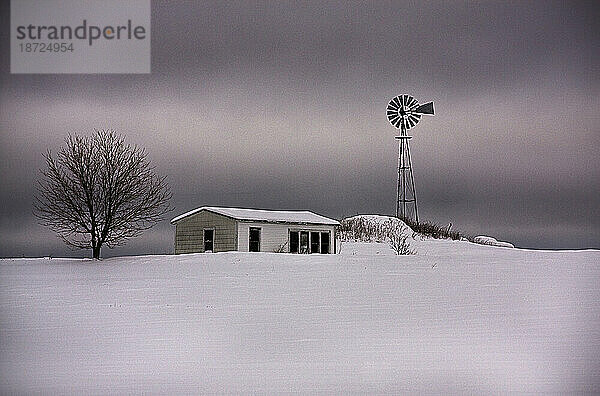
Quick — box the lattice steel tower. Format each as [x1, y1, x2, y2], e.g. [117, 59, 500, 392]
[386, 95, 434, 222]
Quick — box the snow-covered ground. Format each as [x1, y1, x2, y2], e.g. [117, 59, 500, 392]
[1, 238, 599, 394]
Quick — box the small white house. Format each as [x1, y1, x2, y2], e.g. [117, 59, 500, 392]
[171, 206, 340, 254]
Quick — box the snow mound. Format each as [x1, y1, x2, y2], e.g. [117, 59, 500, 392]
[473, 235, 515, 248]
[345, 214, 408, 226]
[340, 214, 412, 242]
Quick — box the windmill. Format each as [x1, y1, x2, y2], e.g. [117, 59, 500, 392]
[386, 94, 434, 223]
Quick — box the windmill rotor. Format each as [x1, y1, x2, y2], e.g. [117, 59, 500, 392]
[386, 94, 434, 130]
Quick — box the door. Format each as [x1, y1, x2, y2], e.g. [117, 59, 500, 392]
[249, 227, 261, 252]
[289, 231, 299, 253]
[299, 231, 309, 254]
[204, 229, 214, 252]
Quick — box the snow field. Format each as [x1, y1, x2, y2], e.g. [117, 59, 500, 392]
[1, 239, 599, 394]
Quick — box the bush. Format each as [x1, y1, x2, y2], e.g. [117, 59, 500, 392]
[388, 225, 416, 255]
[401, 218, 467, 241]
[273, 241, 288, 253]
[339, 216, 406, 242]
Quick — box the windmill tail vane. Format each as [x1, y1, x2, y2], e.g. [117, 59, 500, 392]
[386, 94, 434, 223]
[415, 101, 434, 115]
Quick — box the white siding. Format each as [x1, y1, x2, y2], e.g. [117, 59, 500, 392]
[237, 222, 336, 253]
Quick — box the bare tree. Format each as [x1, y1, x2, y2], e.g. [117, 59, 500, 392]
[388, 224, 416, 255]
[34, 130, 172, 259]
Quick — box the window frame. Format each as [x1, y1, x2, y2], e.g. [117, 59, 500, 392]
[320, 231, 330, 254]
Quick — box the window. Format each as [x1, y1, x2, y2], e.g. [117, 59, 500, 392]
[289, 230, 332, 254]
[310, 232, 320, 254]
[249, 227, 261, 252]
[204, 229, 214, 252]
[290, 231, 299, 253]
[321, 232, 330, 254]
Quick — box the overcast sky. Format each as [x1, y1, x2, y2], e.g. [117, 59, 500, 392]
[1, 1, 599, 257]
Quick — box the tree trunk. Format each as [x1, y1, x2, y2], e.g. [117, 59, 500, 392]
[92, 245, 101, 259]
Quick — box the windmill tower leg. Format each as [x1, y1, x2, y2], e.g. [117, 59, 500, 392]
[396, 140, 400, 218]
[406, 139, 419, 223]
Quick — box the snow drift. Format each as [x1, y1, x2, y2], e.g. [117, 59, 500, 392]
[473, 235, 515, 248]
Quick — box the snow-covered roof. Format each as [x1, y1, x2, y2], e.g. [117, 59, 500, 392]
[171, 206, 340, 226]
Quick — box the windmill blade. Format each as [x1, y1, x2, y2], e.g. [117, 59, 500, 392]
[394, 117, 402, 128]
[408, 114, 421, 126]
[388, 115, 400, 125]
[406, 96, 418, 108]
[414, 101, 434, 115]
[388, 112, 401, 121]
[401, 95, 409, 106]
[393, 97, 402, 108]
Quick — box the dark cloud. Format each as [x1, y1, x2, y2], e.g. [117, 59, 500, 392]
[1, 1, 599, 257]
